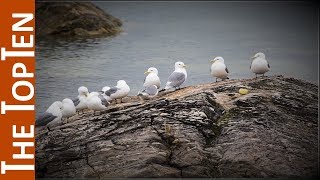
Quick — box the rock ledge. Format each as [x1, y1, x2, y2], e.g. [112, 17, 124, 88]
[36, 76, 318, 178]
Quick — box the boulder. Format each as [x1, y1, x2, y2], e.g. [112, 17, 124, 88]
[36, 76, 318, 178]
[36, 2, 122, 37]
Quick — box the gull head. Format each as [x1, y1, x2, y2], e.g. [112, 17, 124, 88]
[62, 98, 73, 105]
[252, 52, 266, 60]
[211, 56, 224, 64]
[175, 61, 187, 70]
[117, 80, 127, 87]
[144, 67, 158, 75]
[78, 86, 89, 97]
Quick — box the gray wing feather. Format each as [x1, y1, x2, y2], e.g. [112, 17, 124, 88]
[143, 86, 158, 96]
[36, 112, 57, 127]
[98, 95, 109, 107]
[72, 97, 80, 106]
[167, 72, 185, 88]
[104, 87, 119, 96]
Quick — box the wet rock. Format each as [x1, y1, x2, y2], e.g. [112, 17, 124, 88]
[36, 2, 122, 37]
[36, 76, 318, 178]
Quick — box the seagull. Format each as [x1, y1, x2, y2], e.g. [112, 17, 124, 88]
[104, 80, 130, 103]
[36, 101, 63, 130]
[138, 85, 159, 100]
[164, 61, 187, 90]
[86, 92, 110, 115]
[143, 67, 161, 89]
[72, 86, 89, 114]
[210, 56, 229, 82]
[250, 52, 270, 78]
[61, 98, 76, 120]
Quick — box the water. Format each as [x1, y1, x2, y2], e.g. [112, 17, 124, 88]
[36, 2, 318, 116]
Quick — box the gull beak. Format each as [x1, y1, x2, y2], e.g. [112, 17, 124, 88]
[144, 71, 150, 74]
[98, 91, 104, 94]
[183, 65, 187, 68]
[251, 56, 256, 60]
[210, 59, 216, 63]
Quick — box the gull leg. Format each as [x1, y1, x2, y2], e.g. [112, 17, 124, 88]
[215, 78, 217, 82]
[255, 74, 257, 78]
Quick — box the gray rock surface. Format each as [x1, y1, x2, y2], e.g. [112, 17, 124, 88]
[36, 76, 318, 178]
[36, 2, 122, 37]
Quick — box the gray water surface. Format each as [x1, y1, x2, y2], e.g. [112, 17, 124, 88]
[36, 2, 318, 116]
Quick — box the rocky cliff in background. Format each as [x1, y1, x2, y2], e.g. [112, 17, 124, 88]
[36, 76, 318, 178]
[36, 2, 122, 37]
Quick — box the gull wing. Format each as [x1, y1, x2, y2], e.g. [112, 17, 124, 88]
[36, 112, 57, 127]
[72, 97, 80, 106]
[98, 94, 109, 107]
[167, 72, 185, 88]
[104, 87, 119, 96]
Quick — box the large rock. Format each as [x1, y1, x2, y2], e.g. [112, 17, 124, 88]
[36, 2, 122, 37]
[35, 76, 318, 178]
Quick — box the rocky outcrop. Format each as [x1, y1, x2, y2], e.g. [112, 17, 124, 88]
[35, 76, 318, 178]
[36, 2, 122, 37]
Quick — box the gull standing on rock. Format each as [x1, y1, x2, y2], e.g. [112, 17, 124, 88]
[164, 61, 187, 90]
[250, 52, 270, 78]
[72, 86, 89, 113]
[86, 92, 110, 115]
[104, 80, 130, 103]
[210, 56, 229, 82]
[36, 101, 63, 130]
[61, 98, 76, 120]
[143, 67, 161, 89]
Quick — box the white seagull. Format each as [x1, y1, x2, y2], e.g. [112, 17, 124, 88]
[250, 52, 270, 78]
[143, 67, 161, 89]
[164, 61, 187, 90]
[138, 85, 159, 100]
[61, 98, 76, 120]
[36, 101, 63, 129]
[104, 80, 130, 103]
[86, 92, 110, 115]
[72, 86, 89, 113]
[210, 56, 229, 82]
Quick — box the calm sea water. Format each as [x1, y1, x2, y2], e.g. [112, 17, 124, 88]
[36, 2, 318, 116]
